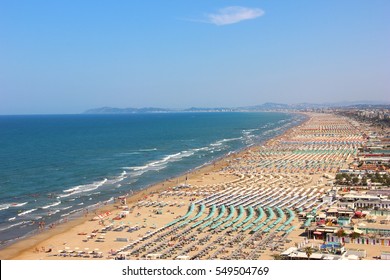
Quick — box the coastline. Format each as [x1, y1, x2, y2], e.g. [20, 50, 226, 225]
[0, 112, 309, 260]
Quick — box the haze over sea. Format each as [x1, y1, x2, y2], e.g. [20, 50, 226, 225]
[0, 112, 304, 245]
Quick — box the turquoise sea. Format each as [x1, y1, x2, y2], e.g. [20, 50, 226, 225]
[0, 112, 305, 246]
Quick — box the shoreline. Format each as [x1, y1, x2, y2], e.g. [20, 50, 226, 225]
[0, 112, 309, 260]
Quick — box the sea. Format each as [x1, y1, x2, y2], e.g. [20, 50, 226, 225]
[0, 112, 305, 246]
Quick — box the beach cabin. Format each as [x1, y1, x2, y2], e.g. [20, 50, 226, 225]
[381, 251, 390, 260]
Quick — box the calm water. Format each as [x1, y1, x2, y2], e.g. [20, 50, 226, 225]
[0, 112, 305, 245]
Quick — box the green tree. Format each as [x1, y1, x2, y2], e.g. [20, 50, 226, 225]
[304, 246, 313, 260]
[350, 232, 361, 241]
[271, 253, 283, 260]
[336, 229, 346, 238]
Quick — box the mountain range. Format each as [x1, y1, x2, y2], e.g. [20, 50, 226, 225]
[84, 101, 389, 114]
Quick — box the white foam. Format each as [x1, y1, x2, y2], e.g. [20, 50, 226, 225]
[210, 142, 223, 147]
[10, 202, 28, 207]
[193, 146, 210, 152]
[125, 149, 198, 175]
[18, 208, 37, 216]
[209, 137, 243, 149]
[0, 204, 10, 211]
[62, 186, 80, 193]
[41, 201, 61, 209]
[243, 128, 259, 132]
[125, 165, 147, 171]
[56, 193, 72, 199]
[59, 178, 108, 198]
[0, 221, 29, 232]
[220, 137, 243, 142]
[106, 171, 127, 184]
[46, 209, 60, 216]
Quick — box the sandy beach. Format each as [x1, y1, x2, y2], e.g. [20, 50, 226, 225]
[0, 112, 387, 260]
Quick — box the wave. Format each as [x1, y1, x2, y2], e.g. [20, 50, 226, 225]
[62, 186, 79, 193]
[124, 150, 195, 175]
[210, 142, 223, 147]
[10, 202, 28, 207]
[139, 148, 157, 152]
[123, 138, 243, 176]
[242, 128, 259, 136]
[120, 148, 157, 156]
[46, 209, 60, 216]
[118, 152, 141, 155]
[193, 146, 211, 152]
[0, 221, 30, 232]
[106, 171, 127, 184]
[220, 137, 243, 143]
[18, 208, 37, 216]
[41, 201, 61, 209]
[59, 178, 108, 198]
[0, 204, 10, 211]
[0, 202, 28, 211]
[60, 208, 82, 217]
[210, 137, 243, 148]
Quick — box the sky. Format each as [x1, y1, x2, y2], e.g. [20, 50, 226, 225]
[0, 0, 389, 114]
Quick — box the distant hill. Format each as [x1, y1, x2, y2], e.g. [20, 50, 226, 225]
[239, 103, 291, 111]
[84, 101, 389, 114]
[84, 107, 173, 114]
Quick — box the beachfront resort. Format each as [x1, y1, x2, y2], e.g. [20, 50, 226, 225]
[2, 112, 389, 260]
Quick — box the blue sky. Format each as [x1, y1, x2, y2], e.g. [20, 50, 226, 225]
[1, 0, 389, 114]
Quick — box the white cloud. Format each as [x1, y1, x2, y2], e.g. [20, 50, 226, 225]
[206, 6, 264, 26]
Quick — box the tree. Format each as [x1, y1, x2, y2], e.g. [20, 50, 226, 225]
[336, 229, 346, 238]
[352, 177, 359, 185]
[304, 246, 313, 260]
[349, 232, 361, 240]
[343, 173, 351, 182]
[271, 253, 283, 260]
